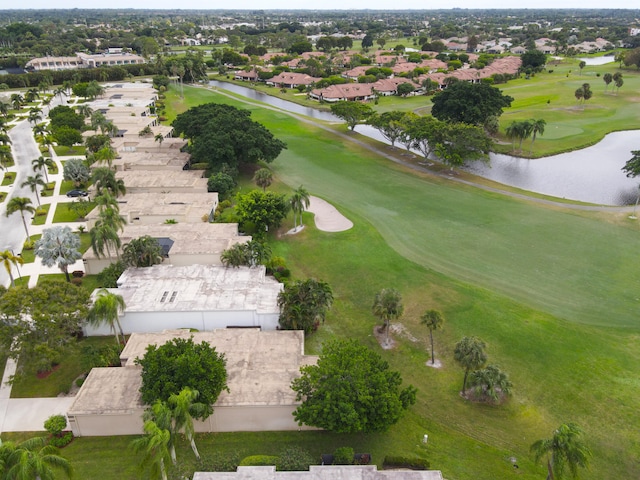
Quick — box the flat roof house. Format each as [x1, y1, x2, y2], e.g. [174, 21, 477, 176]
[193, 466, 443, 480]
[67, 329, 317, 436]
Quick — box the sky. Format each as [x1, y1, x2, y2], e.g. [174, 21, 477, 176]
[3, 1, 636, 11]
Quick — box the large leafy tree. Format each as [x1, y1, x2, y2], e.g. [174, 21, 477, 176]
[330, 101, 374, 130]
[122, 236, 163, 268]
[62, 158, 91, 187]
[369, 110, 413, 148]
[171, 103, 286, 171]
[277, 278, 334, 334]
[291, 339, 416, 433]
[5, 197, 36, 237]
[135, 337, 228, 420]
[235, 190, 289, 237]
[531, 423, 591, 480]
[34, 226, 82, 282]
[420, 309, 444, 366]
[0, 436, 73, 480]
[372, 288, 404, 346]
[0, 279, 90, 376]
[87, 288, 127, 346]
[434, 122, 492, 168]
[454, 336, 487, 393]
[431, 81, 513, 125]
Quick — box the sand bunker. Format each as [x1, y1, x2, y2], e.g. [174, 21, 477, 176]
[307, 196, 353, 232]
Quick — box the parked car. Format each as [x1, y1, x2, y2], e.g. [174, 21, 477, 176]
[66, 189, 89, 198]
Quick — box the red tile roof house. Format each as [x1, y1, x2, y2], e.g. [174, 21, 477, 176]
[342, 65, 371, 80]
[309, 83, 375, 102]
[234, 68, 261, 82]
[266, 72, 321, 88]
[372, 77, 420, 96]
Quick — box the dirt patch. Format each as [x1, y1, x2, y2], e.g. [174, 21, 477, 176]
[373, 325, 395, 350]
[426, 359, 443, 369]
[36, 364, 61, 379]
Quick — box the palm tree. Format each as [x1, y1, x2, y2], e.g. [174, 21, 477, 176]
[90, 111, 108, 133]
[289, 185, 311, 229]
[505, 121, 522, 152]
[603, 73, 612, 92]
[0, 145, 13, 171]
[34, 226, 82, 282]
[253, 168, 273, 192]
[27, 107, 43, 126]
[6, 197, 36, 236]
[90, 220, 122, 260]
[529, 119, 547, 154]
[372, 288, 404, 346]
[87, 288, 127, 345]
[469, 364, 512, 403]
[131, 420, 171, 480]
[21, 173, 47, 206]
[0, 132, 11, 146]
[453, 336, 487, 394]
[94, 191, 120, 213]
[168, 387, 207, 461]
[154, 133, 164, 148]
[122, 236, 163, 268]
[92, 167, 126, 197]
[10, 93, 24, 111]
[144, 401, 177, 465]
[97, 207, 127, 233]
[531, 423, 591, 480]
[76, 104, 94, 119]
[24, 88, 40, 103]
[420, 309, 444, 366]
[32, 156, 56, 183]
[613, 73, 623, 94]
[0, 436, 73, 479]
[0, 250, 23, 288]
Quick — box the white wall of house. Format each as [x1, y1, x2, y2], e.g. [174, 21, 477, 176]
[83, 309, 280, 337]
[69, 405, 312, 437]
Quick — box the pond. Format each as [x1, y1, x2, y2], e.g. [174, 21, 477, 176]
[577, 56, 616, 66]
[210, 80, 639, 205]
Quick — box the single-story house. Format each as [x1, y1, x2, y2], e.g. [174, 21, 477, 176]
[234, 69, 260, 82]
[85, 191, 218, 228]
[309, 84, 375, 102]
[114, 170, 207, 194]
[193, 466, 444, 480]
[82, 222, 250, 275]
[266, 72, 320, 88]
[67, 329, 318, 436]
[84, 264, 283, 336]
[342, 66, 370, 80]
[110, 151, 190, 172]
[372, 78, 419, 96]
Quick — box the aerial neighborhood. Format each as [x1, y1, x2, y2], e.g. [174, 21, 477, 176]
[0, 6, 640, 480]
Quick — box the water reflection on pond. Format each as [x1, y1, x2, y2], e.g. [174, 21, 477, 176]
[210, 80, 639, 206]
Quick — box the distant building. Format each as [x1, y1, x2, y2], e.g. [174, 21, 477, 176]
[26, 52, 145, 72]
[193, 466, 444, 480]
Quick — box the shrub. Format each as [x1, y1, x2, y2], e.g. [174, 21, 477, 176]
[70, 277, 83, 286]
[35, 208, 47, 216]
[44, 415, 67, 436]
[49, 432, 73, 448]
[72, 270, 84, 278]
[239, 455, 279, 466]
[97, 261, 126, 288]
[333, 447, 354, 465]
[199, 451, 241, 472]
[75, 377, 85, 388]
[276, 446, 313, 471]
[190, 162, 209, 170]
[383, 456, 430, 470]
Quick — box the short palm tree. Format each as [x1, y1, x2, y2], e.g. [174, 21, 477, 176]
[0, 436, 73, 479]
[87, 288, 127, 345]
[529, 119, 547, 154]
[5, 196, 36, 237]
[372, 288, 404, 346]
[0, 250, 23, 288]
[32, 155, 56, 183]
[131, 420, 171, 480]
[154, 133, 164, 147]
[90, 220, 122, 260]
[531, 423, 591, 480]
[453, 336, 487, 394]
[21, 173, 47, 206]
[122, 236, 163, 268]
[468, 364, 512, 403]
[253, 168, 273, 192]
[91, 167, 126, 197]
[289, 185, 311, 229]
[0, 144, 13, 170]
[420, 309, 444, 366]
[168, 387, 207, 461]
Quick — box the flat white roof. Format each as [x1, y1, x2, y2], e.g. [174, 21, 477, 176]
[115, 264, 282, 315]
[69, 329, 317, 414]
[115, 170, 206, 190]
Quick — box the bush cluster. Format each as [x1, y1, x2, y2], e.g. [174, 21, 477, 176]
[383, 455, 430, 470]
[239, 455, 279, 466]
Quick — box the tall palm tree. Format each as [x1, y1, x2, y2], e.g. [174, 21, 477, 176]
[603, 73, 613, 92]
[90, 111, 108, 133]
[530, 119, 547, 154]
[24, 88, 40, 103]
[32, 156, 56, 183]
[0, 132, 11, 146]
[154, 133, 164, 148]
[0, 144, 13, 171]
[6, 196, 36, 236]
[372, 288, 404, 346]
[10, 93, 24, 111]
[453, 336, 487, 394]
[87, 288, 127, 345]
[21, 173, 47, 206]
[27, 107, 43, 126]
[0, 436, 73, 479]
[91, 167, 126, 197]
[531, 423, 591, 480]
[94, 191, 120, 213]
[144, 401, 177, 465]
[168, 387, 207, 461]
[76, 104, 94, 119]
[289, 185, 311, 229]
[97, 207, 127, 233]
[0, 250, 23, 288]
[420, 309, 444, 366]
[90, 220, 122, 260]
[131, 420, 171, 480]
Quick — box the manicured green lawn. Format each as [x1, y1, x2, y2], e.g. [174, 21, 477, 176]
[1, 172, 16, 186]
[31, 203, 50, 225]
[58, 180, 76, 195]
[10, 337, 115, 398]
[53, 145, 86, 156]
[52, 202, 95, 223]
[19, 234, 41, 263]
[167, 85, 639, 479]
